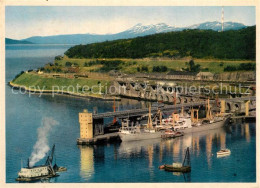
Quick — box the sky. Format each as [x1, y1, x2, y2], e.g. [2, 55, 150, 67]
[5, 6, 256, 40]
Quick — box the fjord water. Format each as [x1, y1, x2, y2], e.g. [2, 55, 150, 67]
[5, 45, 256, 183]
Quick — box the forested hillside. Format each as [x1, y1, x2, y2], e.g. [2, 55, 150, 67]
[65, 26, 255, 60]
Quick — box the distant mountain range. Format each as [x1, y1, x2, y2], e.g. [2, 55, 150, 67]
[7, 21, 247, 45]
[5, 38, 33, 44]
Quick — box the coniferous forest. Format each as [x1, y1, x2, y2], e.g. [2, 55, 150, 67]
[65, 26, 255, 60]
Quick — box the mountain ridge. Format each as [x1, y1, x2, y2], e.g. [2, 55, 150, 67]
[8, 21, 248, 45]
[5, 38, 33, 44]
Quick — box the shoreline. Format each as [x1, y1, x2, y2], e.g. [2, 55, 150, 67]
[8, 81, 121, 101]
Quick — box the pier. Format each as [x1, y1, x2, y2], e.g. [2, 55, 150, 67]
[77, 132, 120, 145]
[93, 96, 255, 119]
[77, 96, 255, 145]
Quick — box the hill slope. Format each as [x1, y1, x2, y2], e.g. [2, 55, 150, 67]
[65, 26, 255, 60]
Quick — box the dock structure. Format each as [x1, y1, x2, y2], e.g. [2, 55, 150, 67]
[92, 96, 255, 119]
[77, 96, 255, 145]
[78, 109, 120, 145]
[77, 132, 120, 145]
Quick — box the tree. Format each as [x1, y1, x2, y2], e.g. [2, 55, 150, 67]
[65, 62, 72, 67]
[188, 60, 200, 72]
[224, 66, 237, 72]
[141, 66, 148, 72]
[55, 55, 62, 60]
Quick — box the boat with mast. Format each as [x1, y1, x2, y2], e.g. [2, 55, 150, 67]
[119, 98, 230, 142]
[169, 98, 231, 134]
[118, 105, 164, 142]
[159, 147, 191, 173]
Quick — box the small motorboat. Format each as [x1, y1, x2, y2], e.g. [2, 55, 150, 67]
[217, 149, 231, 157]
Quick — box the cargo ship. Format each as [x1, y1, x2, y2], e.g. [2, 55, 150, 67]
[119, 99, 230, 142]
[16, 144, 66, 182]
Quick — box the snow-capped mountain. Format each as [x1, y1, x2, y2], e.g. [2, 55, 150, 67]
[187, 21, 246, 31]
[18, 21, 247, 44]
[125, 23, 177, 35]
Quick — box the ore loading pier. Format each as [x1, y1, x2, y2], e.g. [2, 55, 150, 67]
[77, 96, 255, 145]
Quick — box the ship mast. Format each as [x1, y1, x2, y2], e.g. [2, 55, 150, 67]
[172, 90, 177, 127]
[191, 107, 194, 122]
[181, 99, 184, 117]
[182, 147, 191, 167]
[147, 104, 153, 129]
[173, 90, 177, 113]
[159, 109, 162, 127]
[172, 112, 175, 127]
[113, 97, 117, 124]
[206, 98, 213, 120]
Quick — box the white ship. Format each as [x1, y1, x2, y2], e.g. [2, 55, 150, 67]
[119, 119, 164, 142]
[119, 99, 230, 142]
[16, 145, 66, 182]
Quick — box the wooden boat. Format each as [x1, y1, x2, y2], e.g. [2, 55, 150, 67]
[163, 164, 191, 173]
[159, 147, 191, 173]
[217, 149, 231, 157]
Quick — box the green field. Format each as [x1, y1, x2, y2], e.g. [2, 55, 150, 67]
[12, 72, 110, 96]
[54, 56, 255, 74]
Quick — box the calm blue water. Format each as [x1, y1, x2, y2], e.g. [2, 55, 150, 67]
[5, 44, 256, 183]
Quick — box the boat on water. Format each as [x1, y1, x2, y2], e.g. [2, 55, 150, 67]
[16, 144, 66, 182]
[170, 99, 231, 134]
[217, 149, 231, 157]
[119, 99, 230, 142]
[119, 106, 165, 142]
[119, 119, 164, 142]
[159, 147, 191, 173]
[171, 114, 230, 134]
[161, 129, 184, 139]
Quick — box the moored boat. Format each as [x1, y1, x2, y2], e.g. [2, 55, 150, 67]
[163, 164, 191, 173]
[217, 149, 231, 157]
[119, 106, 165, 142]
[159, 147, 191, 173]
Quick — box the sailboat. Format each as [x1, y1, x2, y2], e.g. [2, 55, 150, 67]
[159, 147, 191, 173]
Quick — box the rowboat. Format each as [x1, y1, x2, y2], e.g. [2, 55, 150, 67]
[217, 149, 231, 157]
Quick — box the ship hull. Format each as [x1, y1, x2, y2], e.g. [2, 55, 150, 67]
[119, 117, 230, 142]
[180, 117, 230, 134]
[16, 174, 59, 182]
[163, 165, 191, 173]
[119, 131, 163, 142]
